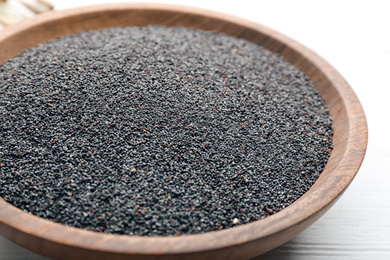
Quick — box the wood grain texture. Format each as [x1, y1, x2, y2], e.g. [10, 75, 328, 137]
[0, 3, 368, 260]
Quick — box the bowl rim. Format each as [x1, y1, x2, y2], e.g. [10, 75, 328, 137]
[0, 3, 367, 257]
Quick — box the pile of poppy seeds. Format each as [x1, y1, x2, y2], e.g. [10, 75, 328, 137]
[0, 26, 333, 236]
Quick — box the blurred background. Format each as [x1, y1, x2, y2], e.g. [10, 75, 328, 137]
[1, 1, 389, 259]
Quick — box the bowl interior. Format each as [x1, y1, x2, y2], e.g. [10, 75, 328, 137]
[0, 4, 367, 260]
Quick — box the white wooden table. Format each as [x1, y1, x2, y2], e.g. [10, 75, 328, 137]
[1, 1, 389, 259]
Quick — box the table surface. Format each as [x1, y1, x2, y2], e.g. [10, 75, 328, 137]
[1, 1, 389, 259]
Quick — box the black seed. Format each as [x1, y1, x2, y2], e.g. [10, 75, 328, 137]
[0, 26, 333, 236]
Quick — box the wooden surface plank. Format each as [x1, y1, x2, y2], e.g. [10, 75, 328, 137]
[1, 0, 389, 259]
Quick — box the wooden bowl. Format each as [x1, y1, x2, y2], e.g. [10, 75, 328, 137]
[0, 3, 367, 260]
